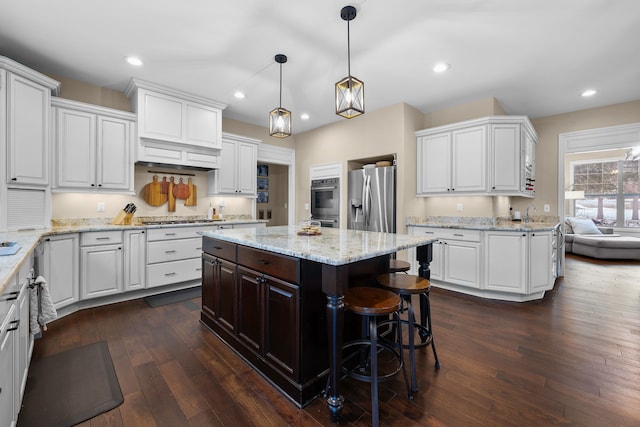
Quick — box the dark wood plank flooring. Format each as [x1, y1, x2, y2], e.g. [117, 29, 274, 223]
[23, 254, 640, 426]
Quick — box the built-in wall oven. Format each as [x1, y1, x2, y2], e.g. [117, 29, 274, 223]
[310, 177, 340, 227]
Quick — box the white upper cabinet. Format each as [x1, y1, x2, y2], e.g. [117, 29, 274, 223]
[416, 116, 536, 197]
[125, 79, 227, 170]
[208, 133, 260, 196]
[1, 58, 60, 187]
[52, 98, 135, 192]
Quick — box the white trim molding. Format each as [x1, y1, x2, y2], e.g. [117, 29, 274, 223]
[257, 144, 296, 225]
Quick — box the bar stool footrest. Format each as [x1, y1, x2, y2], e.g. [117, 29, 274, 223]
[342, 340, 404, 383]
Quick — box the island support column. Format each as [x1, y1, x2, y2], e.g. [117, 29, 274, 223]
[416, 244, 433, 339]
[322, 264, 348, 422]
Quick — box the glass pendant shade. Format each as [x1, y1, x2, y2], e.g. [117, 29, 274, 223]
[269, 107, 292, 138]
[335, 75, 364, 118]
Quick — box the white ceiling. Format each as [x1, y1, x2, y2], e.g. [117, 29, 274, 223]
[1, 0, 639, 134]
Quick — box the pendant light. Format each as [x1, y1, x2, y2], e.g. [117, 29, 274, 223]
[335, 5, 364, 119]
[269, 54, 292, 138]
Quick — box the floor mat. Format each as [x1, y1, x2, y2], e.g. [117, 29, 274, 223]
[18, 341, 123, 427]
[144, 286, 201, 307]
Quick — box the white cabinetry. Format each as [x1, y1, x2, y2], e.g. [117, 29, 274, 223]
[0, 253, 35, 427]
[417, 126, 486, 194]
[0, 303, 16, 427]
[80, 231, 123, 299]
[1, 57, 59, 232]
[207, 133, 260, 196]
[6, 73, 54, 186]
[416, 116, 536, 197]
[146, 226, 211, 288]
[125, 79, 226, 169]
[408, 227, 481, 288]
[485, 230, 553, 295]
[52, 98, 135, 192]
[124, 229, 146, 291]
[39, 234, 79, 310]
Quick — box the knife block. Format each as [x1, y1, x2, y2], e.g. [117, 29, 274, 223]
[111, 210, 134, 225]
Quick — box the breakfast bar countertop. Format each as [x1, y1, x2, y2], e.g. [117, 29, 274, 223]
[201, 225, 438, 266]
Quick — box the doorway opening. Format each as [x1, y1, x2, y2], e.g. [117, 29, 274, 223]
[256, 162, 289, 226]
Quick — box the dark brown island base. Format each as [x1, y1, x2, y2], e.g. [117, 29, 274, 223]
[200, 226, 435, 420]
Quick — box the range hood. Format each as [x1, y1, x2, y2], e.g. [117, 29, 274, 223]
[135, 160, 218, 172]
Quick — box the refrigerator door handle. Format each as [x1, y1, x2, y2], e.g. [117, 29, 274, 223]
[364, 175, 372, 228]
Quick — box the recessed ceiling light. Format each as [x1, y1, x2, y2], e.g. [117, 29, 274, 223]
[300, 113, 310, 120]
[234, 91, 246, 99]
[581, 89, 597, 97]
[433, 63, 450, 73]
[126, 56, 143, 67]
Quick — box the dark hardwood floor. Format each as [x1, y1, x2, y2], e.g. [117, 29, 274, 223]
[24, 254, 640, 426]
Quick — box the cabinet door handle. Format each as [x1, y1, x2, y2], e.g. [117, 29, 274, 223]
[453, 233, 463, 237]
[256, 259, 270, 265]
[11, 177, 17, 181]
[1, 291, 19, 301]
[165, 272, 177, 276]
[96, 237, 111, 240]
[8, 320, 20, 332]
[423, 231, 434, 234]
[213, 246, 223, 250]
[165, 233, 176, 236]
[196, 247, 202, 250]
[165, 250, 177, 254]
[195, 268, 202, 271]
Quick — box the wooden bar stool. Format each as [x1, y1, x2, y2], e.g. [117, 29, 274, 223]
[389, 259, 411, 273]
[376, 273, 440, 395]
[341, 287, 411, 427]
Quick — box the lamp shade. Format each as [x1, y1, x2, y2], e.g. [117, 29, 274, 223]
[564, 190, 585, 200]
[269, 107, 291, 138]
[335, 75, 364, 118]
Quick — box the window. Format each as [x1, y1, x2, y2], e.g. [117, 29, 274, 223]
[570, 159, 640, 227]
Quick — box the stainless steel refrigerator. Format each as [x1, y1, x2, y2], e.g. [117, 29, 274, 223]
[348, 165, 396, 232]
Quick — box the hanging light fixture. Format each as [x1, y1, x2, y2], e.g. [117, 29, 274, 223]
[269, 54, 292, 138]
[335, 5, 364, 119]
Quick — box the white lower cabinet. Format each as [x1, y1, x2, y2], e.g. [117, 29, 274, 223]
[146, 226, 212, 288]
[443, 239, 482, 288]
[0, 304, 16, 427]
[485, 230, 554, 295]
[39, 233, 80, 310]
[409, 225, 557, 301]
[124, 230, 146, 291]
[80, 231, 123, 299]
[485, 231, 528, 293]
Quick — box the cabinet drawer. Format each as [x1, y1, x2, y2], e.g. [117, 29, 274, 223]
[146, 258, 202, 288]
[147, 238, 202, 263]
[80, 231, 123, 246]
[237, 245, 299, 284]
[412, 227, 481, 242]
[203, 238, 236, 262]
[146, 225, 215, 241]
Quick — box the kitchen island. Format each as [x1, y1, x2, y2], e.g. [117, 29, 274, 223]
[200, 226, 436, 419]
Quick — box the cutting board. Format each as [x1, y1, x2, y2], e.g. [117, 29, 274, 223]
[168, 177, 176, 212]
[142, 175, 167, 206]
[173, 177, 190, 199]
[184, 177, 197, 206]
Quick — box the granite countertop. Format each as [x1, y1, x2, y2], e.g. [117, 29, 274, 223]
[201, 225, 437, 266]
[406, 216, 560, 232]
[0, 218, 267, 296]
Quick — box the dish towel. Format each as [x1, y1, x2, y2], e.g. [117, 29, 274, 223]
[29, 276, 58, 335]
